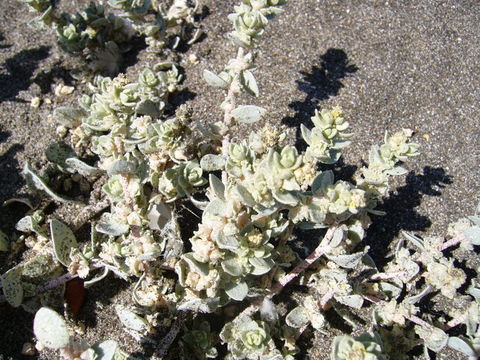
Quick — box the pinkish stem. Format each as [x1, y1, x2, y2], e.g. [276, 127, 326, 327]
[239, 226, 337, 318]
[441, 232, 467, 251]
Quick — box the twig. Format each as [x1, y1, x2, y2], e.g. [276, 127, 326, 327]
[0, 272, 78, 303]
[153, 311, 187, 359]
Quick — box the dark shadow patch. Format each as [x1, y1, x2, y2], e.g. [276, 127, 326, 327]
[0, 46, 51, 102]
[322, 157, 358, 184]
[172, 5, 210, 54]
[80, 275, 131, 329]
[0, 129, 11, 143]
[0, 144, 26, 204]
[0, 31, 11, 49]
[365, 166, 453, 270]
[119, 36, 148, 75]
[168, 88, 197, 110]
[32, 61, 74, 95]
[0, 304, 36, 358]
[282, 48, 358, 132]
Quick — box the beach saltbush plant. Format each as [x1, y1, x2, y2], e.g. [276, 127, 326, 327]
[18, 0, 202, 74]
[1, 0, 480, 359]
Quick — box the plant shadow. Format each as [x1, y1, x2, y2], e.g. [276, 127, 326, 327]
[365, 166, 453, 271]
[0, 46, 51, 103]
[282, 48, 358, 134]
[0, 31, 11, 49]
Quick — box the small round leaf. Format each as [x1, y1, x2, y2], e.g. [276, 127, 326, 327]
[34, 307, 70, 349]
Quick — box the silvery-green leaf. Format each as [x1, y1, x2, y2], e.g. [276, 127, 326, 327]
[183, 253, 209, 276]
[89, 340, 117, 360]
[469, 216, 480, 227]
[22, 255, 56, 279]
[148, 203, 172, 231]
[23, 163, 81, 204]
[53, 107, 85, 128]
[34, 307, 70, 349]
[225, 281, 248, 301]
[216, 230, 239, 250]
[447, 337, 477, 357]
[240, 70, 259, 97]
[16, 213, 46, 237]
[329, 227, 344, 248]
[300, 124, 312, 145]
[332, 139, 351, 149]
[50, 219, 77, 266]
[296, 222, 328, 230]
[203, 70, 228, 89]
[231, 105, 266, 124]
[209, 174, 225, 201]
[123, 137, 147, 145]
[311, 170, 334, 195]
[334, 295, 363, 309]
[96, 221, 129, 236]
[326, 251, 365, 269]
[115, 306, 148, 332]
[189, 196, 209, 210]
[204, 199, 227, 217]
[107, 159, 136, 176]
[65, 158, 103, 177]
[200, 154, 226, 171]
[177, 297, 220, 313]
[321, 149, 342, 164]
[45, 142, 76, 168]
[236, 184, 256, 207]
[222, 258, 243, 276]
[1, 267, 23, 307]
[136, 99, 160, 117]
[377, 281, 403, 299]
[260, 298, 278, 323]
[402, 231, 425, 249]
[285, 306, 310, 328]
[153, 62, 174, 71]
[3, 197, 34, 208]
[464, 226, 480, 246]
[249, 257, 274, 275]
[385, 166, 408, 176]
[187, 28, 203, 45]
[406, 285, 434, 304]
[416, 325, 449, 352]
[362, 254, 377, 268]
[0, 230, 9, 252]
[467, 281, 480, 302]
[272, 190, 298, 206]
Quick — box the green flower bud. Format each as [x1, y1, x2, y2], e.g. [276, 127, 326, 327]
[241, 327, 267, 349]
[274, 146, 302, 173]
[183, 161, 206, 187]
[311, 107, 351, 140]
[139, 69, 159, 87]
[119, 85, 139, 107]
[229, 142, 252, 164]
[220, 317, 274, 359]
[60, 24, 79, 41]
[103, 176, 124, 201]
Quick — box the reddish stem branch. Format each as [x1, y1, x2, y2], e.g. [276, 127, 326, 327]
[239, 226, 337, 318]
[441, 232, 467, 251]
